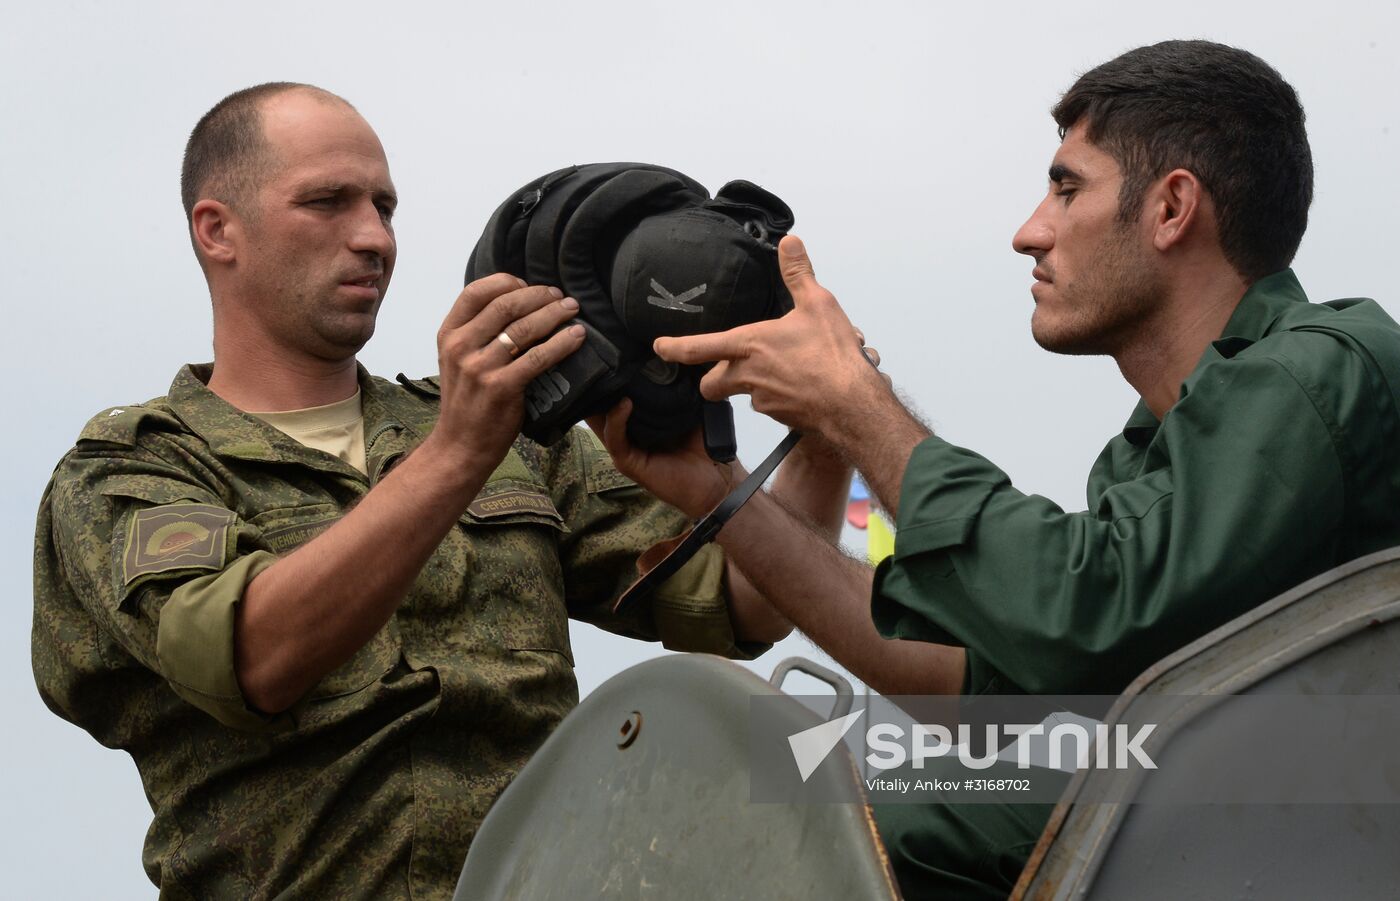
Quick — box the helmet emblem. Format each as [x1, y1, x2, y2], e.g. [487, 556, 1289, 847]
[646, 278, 708, 313]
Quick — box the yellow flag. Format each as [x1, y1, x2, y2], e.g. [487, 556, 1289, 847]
[867, 510, 895, 566]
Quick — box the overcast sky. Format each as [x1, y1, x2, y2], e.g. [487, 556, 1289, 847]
[4, 1, 1398, 896]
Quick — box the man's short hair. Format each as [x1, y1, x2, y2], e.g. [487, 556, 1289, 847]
[179, 82, 347, 225]
[1053, 40, 1313, 283]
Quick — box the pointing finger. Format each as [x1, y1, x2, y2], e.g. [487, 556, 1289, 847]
[654, 329, 751, 365]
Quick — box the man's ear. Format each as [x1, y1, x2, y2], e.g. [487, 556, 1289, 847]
[191, 198, 241, 265]
[1148, 168, 1206, 252]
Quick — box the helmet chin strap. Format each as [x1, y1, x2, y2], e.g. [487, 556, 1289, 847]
[701, 399, 737, 462]
[612, 429, 802, 615]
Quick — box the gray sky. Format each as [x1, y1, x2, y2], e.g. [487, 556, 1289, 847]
[4, 1, 1398, 896]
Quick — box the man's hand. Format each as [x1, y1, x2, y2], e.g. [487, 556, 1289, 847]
[655, 235, 929, 517]
[587, 400, 740, 520]
[654, 236, 888, 444]
[588, 392, 962, 695]
[589, 400, 799, 644]
[428, 273, 584, 471]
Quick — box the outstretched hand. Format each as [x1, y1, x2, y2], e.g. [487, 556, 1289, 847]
[653, 235, 889, 445]
[587, 400, 742, 520]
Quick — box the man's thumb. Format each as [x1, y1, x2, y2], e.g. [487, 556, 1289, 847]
[778, 234, 817, 296]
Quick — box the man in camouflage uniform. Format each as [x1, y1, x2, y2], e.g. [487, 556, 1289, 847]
[32, 83, 813, 898]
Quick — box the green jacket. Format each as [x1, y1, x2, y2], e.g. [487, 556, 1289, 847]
[33, 364, 759, 899]
[871, 270, 1400, 695]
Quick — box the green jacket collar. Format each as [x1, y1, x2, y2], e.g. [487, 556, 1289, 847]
[1213, 268, 1309, 345]
[166, 363, 428, 477]
[1121, 269, 1308, 446]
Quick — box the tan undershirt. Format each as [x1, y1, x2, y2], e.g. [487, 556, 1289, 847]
[249, 391, 367, 475]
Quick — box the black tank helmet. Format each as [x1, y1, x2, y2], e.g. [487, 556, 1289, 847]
[465, 163, 795, 459]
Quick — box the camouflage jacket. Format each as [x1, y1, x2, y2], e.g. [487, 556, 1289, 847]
[33, 364, 760, 900]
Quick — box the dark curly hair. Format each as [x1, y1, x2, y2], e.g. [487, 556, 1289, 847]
[1053, 40, 1312, 283]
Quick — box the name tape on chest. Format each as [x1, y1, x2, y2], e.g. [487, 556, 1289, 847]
[261, 517, 343, 553]
[467, 490, 559, 521]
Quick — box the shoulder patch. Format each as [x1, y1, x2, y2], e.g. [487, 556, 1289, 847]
[123, 503, 236, 584]
[79, 405, 179, 447]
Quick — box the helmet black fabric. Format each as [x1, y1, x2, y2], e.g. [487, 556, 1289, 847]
[465, 163, 795, 450]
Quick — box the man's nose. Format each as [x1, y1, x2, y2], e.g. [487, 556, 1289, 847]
[349, 201, 395, 258]
[1012, 196, 1053, 258]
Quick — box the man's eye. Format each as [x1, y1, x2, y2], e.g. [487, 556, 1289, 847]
[1054, 186, 1077, 202]
[306, 197, 338, 208]
[376, 203, 395, 221]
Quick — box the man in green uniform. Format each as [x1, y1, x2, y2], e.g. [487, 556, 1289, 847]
[31, 83, 842, 898]
[611, 40, 1400, 899]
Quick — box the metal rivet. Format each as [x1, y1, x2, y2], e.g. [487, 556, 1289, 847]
[617, 711, 643, 749]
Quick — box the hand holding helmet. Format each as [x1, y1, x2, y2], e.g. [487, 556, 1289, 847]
[465, 163, 797, 461]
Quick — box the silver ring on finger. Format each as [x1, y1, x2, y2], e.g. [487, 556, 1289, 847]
[496, 331, 521, 357]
